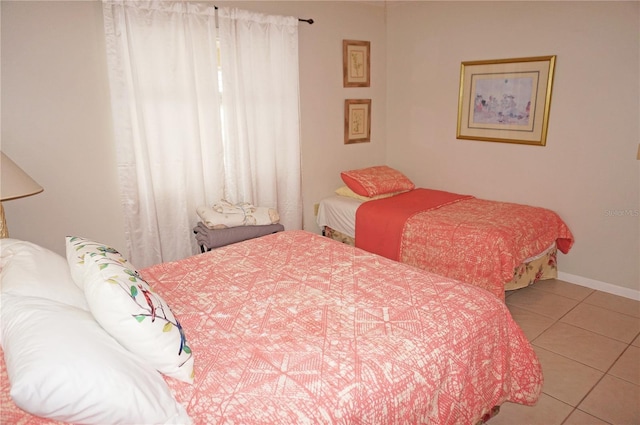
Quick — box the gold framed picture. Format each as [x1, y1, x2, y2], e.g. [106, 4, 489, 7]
[343, 40, 370, 87]
[344, 99, 371, 144]
[457, 55, 556, 146]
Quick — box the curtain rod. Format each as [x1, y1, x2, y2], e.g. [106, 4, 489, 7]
[213, 6, 314, 24]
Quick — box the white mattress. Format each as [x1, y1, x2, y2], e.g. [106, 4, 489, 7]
[316, 195, 362, 238]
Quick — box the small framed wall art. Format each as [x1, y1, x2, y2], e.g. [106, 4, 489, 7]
[343, 40, 370, 87]
[456, 55, 556, 146]
[344, 99, 371, 144]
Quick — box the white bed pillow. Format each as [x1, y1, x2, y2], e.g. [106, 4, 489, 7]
[0, 238, 89, 345]
[0, 238, 88, 310]
[1, 293, 191, 424]
[335, 185, 400, 201]
[66, 236, 195, 384]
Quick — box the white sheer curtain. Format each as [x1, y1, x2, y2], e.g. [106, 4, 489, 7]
[102, 1, 302, 268]
[217, 8, 302, 235]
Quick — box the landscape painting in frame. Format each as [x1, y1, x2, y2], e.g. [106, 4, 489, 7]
[457, 56, 556, 146]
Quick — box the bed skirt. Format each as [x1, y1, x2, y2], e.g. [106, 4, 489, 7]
[321, 226, 558, 292]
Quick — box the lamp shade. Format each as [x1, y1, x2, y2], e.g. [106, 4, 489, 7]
[1, 152, 44, 201]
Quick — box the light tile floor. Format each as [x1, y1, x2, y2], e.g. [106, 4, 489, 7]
[490, 279, 640, 425]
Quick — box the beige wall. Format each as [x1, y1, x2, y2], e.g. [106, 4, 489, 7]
[2, 1, 638, 298]
[1, 1, 125, 253]
[386, 1, 639, 297]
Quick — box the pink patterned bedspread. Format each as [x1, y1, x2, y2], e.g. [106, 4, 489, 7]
[144, 230, 542, 424]
[400, 197, 574, 299]
[0, 231, 543, 424]
[356, 189, 574, 300]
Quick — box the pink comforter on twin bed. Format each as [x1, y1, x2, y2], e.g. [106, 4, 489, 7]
[356, 189, 574, 299]
[143, 230, 542, 424]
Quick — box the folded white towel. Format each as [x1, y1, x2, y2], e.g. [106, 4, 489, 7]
[212, 200, 257, 215]
[197, 203, 280, 229]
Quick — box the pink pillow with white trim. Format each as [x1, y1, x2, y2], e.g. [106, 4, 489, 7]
[340, 165, 415, 197]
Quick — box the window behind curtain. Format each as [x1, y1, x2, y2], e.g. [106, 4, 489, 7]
[103, 2, 301, 268]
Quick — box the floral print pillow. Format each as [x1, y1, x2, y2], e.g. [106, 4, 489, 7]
[65, 237, 133, 289]
[65, 236, 194, 384]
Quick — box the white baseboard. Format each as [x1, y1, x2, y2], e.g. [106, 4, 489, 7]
[558, 272, 640, 301]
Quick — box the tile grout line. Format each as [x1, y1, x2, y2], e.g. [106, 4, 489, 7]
[561, 342, 635, 425]
[502, 281, 640, 424]
[527, 292, 587, 346]
[537, 289, 637, 425]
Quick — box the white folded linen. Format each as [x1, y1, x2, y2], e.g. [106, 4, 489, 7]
[197, 202, 280, 229]
[212, 200, 257, 215]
